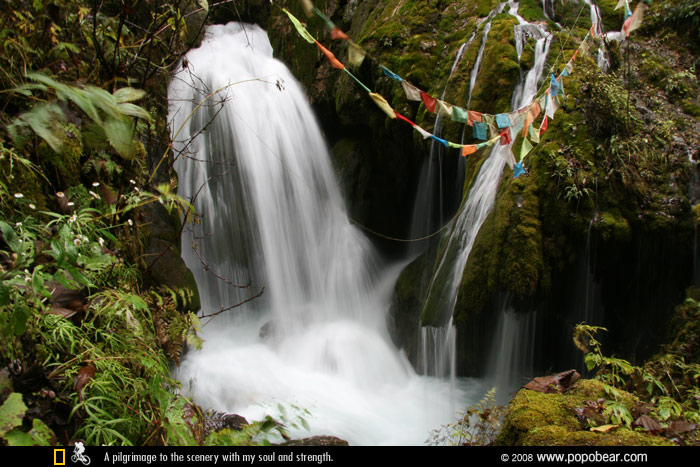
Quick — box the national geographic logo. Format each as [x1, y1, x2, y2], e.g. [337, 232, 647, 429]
[54, 449, 65, 465]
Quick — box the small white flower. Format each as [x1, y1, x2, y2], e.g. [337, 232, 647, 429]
[134, 187, 140, 192]
[120, 194, 126, 200]
[92, 182, 100, 187]
[98, 238, 105, 247]
[24, 276, 31, 283]
[129, 179, 136, 185]
[73, 238, 82, 246]
[67, 202, 75, 207]
[14, 193, 23, 199]
[89, 190, 101, 200]
[128, 219, 133, 226]
[28, 204, 36, 210]
[56, 192, 65, 198]
[15, 222, 22, 227]
[69, 214, 77, 223]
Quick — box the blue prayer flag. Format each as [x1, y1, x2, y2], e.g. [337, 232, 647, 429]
[381, 66, 402, 82]
[495, 113, 511, 128]
[473, 121, 487, 140]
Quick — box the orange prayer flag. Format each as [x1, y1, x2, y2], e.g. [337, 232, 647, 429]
[315, 41, 345, 70]
[461, 145, 477, 157]
[467, 110, 482, 126]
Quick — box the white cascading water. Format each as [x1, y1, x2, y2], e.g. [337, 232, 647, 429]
[419, 3, 552, 387]
[169, 22, 481, 446]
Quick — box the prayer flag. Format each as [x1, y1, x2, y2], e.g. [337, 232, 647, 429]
[436, 100, 453, 117]
[369, 92, 396, 119]
[520, 137, 533, 161]
[331, 27, 349, 40]
[421, 91, 437, 113]
[348, 41, 366, 67]
[495, 113, 511, 128]
[468, 110, 483, 125]
[284, 9, 316, 44]
[301, 0, 314, 17]
[499, 128, 512, 146]
[381, 66, 402, 82]
[513, 162, 526, 178]
[415, 125, 432, 139]
[510, 111, 527, 135]
[430, 135, 449, 147]
[401, 81, 422, 101]
[614, 0, 627, 10]
[529, 122, 540, 143]
[314, 7, 336, 30]
[452, 106, 469, 123]
[394, 111, 415, 126]
[448, 142, 462, 149]
[473, 121, 487, 140]
[462, 145, 477, 157]
[522, 100, 541, 137]
[315, 41, 345, 69]
[540, 115, 549, 135]
[623, 3, 646, 37]
[550, 73, 560, 97]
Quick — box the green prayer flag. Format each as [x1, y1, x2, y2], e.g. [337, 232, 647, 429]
[520, 137, 533, 162]
[283, 9, 316, 44]
[452, 106, 469, 123]
[448, 142, 462, 149]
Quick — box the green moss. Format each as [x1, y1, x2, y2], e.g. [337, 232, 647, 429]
[595, 210, 631, 243]
[495, 379, 675, 446]
[518, 0, 546, 22]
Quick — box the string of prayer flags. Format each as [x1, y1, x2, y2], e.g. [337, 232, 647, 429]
[622, 3, 647, 37]
[421, 91, 437, 113]
[495, 113, 511, 129]
[284, 8, 316, 44]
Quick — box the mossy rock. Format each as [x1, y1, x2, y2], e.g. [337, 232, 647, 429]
[495, 379, 675, 446]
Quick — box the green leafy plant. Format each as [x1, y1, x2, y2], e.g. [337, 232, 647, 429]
[427, 387, 505, 445]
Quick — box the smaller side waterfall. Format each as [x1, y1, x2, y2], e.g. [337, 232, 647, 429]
[487, 295, 538, 394]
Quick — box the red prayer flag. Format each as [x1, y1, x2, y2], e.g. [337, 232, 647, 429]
[394, 111, 416, 127]
[420, 91, 437, 113]
[331, 27, 349, 41]
[315, 41, 345, 70]
[499, 128, 512, 146]
[540, 115, 548, 135]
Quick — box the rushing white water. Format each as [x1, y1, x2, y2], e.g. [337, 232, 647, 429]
[169, 22, 478, 446]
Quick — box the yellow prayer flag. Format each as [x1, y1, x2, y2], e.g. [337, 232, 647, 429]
[348, 40, 366, 68]
[369, 92, 396, 119]
[301, 0, 314, 17]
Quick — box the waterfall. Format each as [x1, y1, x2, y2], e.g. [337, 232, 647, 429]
[169, 22, 476, 446]
[418, 4, 552, 382]
[414, 1, 510, 379]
